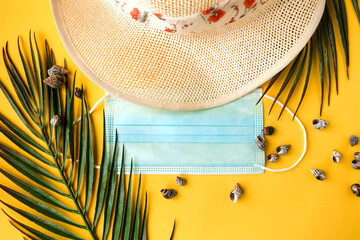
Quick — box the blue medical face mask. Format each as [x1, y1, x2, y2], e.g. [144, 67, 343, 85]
[104, 89, 265, 174]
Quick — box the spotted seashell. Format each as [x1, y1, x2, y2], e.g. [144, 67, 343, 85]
[351, 159, 360, 170]
[176, 176, 186, 186]
[43, 75, 64, 89]
[312, 119, 328, 130]
[332, 150, 341, 163]
[310, 169, 326, 181]
[75, 87, 82, 99]
[262, 126, 274, 136]
[267, 154, 279, 163]
[50, 115, 61, 126]
[47, 65, 68, 76]
[255, 135, 265, 151]
[351, 184, 360, 197]
[160, 189, 177, 199]
[350, 135, 359, 147]
[354, 152, 360, 160]
[276, 145, 290, 155]
[230, 183, 243, 203]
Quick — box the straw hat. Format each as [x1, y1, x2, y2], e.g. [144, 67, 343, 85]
[51, 0, 325, 110]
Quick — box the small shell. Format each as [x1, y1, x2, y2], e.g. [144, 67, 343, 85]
[255, 135, 265, 151]
[354, 152, 360, 160]
[50, 115, 61, 126]
[351, 159, 360, 169]
[276, 145, 290, 155]
[261, 126, 274, 136]
[229, 183, 243, 203]
[351, 184, 360, 197]
[312, 119, 328, 130]
[267, 154, 279, 163]
[160, 189, 177, 199]
[176, 176, 186, 186]
[310, 169, 326, 181]
[47, 65, 68, 76]
[43, 75, 64, 88]
[332, 150, 341, 163]
[75, 87, 82, 99]
[350, 135, 359, 147]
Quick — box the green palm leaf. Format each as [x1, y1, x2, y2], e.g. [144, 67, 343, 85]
[0, 34, 153, 240]
[263, 0, 360, 119]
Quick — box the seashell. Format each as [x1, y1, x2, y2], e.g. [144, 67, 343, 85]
[47, 65, 68, 76]
[276, 145, 290, 155]
[267, 154, 279, 163]
[255, 135, 265, 151]
[75, 87, 82, 99]
[160, 189, 177, 199]
[351, 159, 360, 169]
[351, 184, 360, 197]
[50, 115, 61, 126]
[350, 135, 359, 147]
[230, 183, 243, 203]
[261, 126, 274, 136]
[43, 75, 64, 89]
[310, 169, 325, 181]
[354, 152, 360, 160]
[312, 119, 328, 130]
[176, 176, 186, 186]
[332, 150, 341, 163]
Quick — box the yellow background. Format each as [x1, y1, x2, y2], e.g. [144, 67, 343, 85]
[1, 0, 360, 239]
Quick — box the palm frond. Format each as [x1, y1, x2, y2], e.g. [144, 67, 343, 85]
[0, 33, 153, 239]
[263, 0, 359, 119]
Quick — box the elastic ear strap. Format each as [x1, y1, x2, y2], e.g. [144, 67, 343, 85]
[60, 93, 111, 169]
[253, 94, 307, 173]
[73, 93, 111, 124]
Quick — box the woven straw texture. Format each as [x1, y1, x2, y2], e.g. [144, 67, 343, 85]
[51, 0, 325, 110]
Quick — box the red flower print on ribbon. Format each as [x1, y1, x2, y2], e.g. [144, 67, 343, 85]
[130, 8, 140, 20]
[207, 9, 226, 23]
[244, 0, 256, 9]
[201, 8, 213, 15]
[154, 13, 162, 18]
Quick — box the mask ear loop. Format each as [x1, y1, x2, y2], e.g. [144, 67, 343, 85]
[253, 94, 308, 172]
[60, 92, 111, 169]
[73, 92, 111, 124]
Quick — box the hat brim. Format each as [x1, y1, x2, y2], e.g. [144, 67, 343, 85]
[51, 0, 325, 110]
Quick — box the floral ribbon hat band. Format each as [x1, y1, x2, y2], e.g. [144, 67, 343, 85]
[118, 0, 268, 35]
[51, 0, 325, 110]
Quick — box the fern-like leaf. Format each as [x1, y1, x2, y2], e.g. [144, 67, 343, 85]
[0, 34, 150, 240]
[262, 0, 360, 119]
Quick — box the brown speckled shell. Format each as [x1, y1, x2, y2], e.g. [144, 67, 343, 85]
[48, 65, 68, 76]
[160, 189, 177, 199]
[255, 135, 265, 151]
[230, 183, 243, 203]
[276, 145, 290, 155]
[176, 176, 186, 186]
[351, 159, 360, 169]
[312, 119, 328, 130]
[351, 184, 360, 197]
[50, 115, 61, 126]
[350, 135, 359, 147]
[310, 169, 325, 181]
[332, 150, 341, 163]
[43, 75, 64, 88]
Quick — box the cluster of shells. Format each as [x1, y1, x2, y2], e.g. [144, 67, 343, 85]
[311, 119, 360, 197]
[255, 126, 291, 164]
[160, 176, 186, 200]
[43, 65, 68, 89]
[43, 65, 71, 127]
